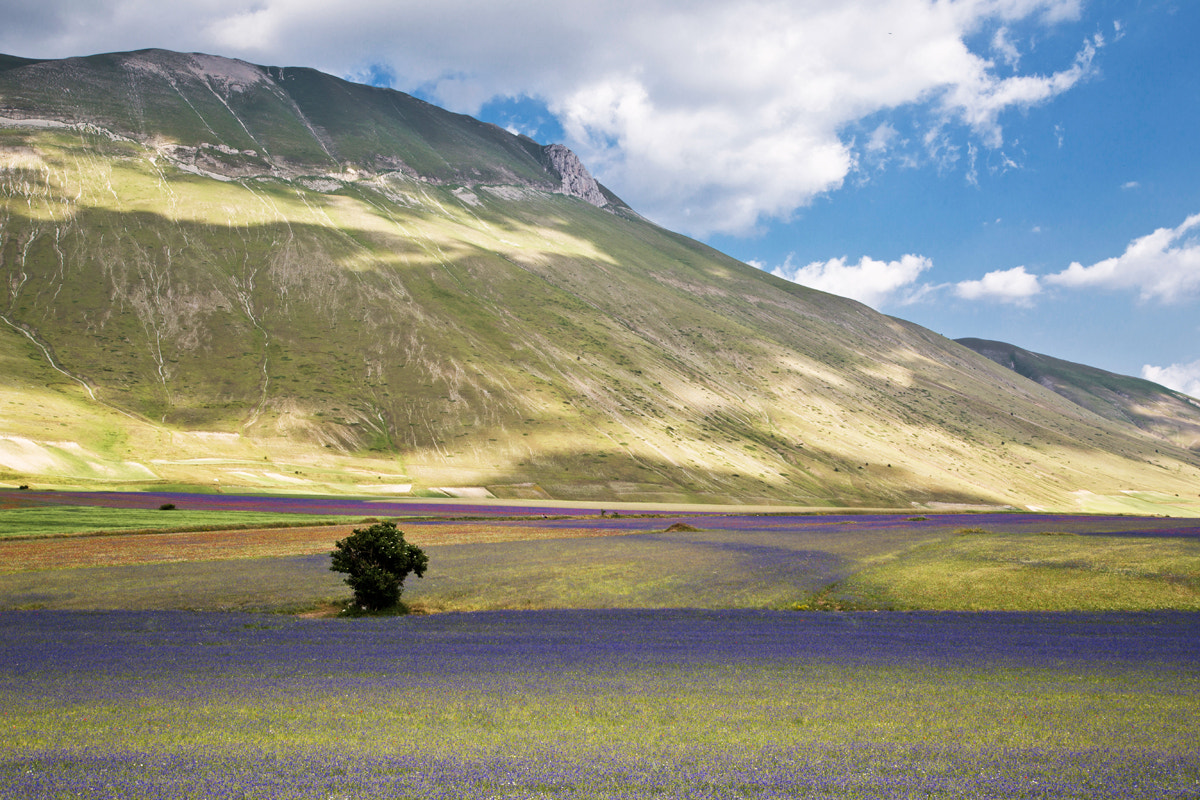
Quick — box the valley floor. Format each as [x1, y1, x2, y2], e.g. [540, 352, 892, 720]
[3, 500, 1199, 797]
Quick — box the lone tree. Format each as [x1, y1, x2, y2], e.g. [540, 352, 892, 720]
[330, 521, 428, 611]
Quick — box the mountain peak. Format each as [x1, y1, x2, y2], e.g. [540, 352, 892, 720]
[540, 143, 608, 207]
[124, 49, 271, 92]
[0, 49, 588, 193]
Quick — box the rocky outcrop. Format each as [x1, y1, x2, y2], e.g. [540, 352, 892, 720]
[541, 143, 608, 207]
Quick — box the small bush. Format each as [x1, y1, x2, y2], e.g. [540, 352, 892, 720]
[330, 521, 427, 612]
[159, 503, 176, 511]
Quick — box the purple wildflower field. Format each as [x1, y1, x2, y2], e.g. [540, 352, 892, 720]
[3, 493, 1199, 795]
[3, 609, 1198, 798]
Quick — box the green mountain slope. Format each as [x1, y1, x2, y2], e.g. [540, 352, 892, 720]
[958, 338, 1200, 452]
[2, 49, 1199, 513]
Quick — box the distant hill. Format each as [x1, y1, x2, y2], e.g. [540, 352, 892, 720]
[2, 49, 1199, 513]
[958, 338, 1200, 452]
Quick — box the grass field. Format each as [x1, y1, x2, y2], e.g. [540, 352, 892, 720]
[835, 527, 1200, 611]
[0, 505, 364, 539]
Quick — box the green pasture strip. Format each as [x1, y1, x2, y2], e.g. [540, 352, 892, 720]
[835, 529, 1200, 611]
[0, 506, 364, 539]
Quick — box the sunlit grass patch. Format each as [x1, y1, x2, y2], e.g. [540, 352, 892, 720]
[839, 531, 1200, 610]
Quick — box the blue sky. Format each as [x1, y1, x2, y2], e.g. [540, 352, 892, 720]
[2, 0, 1197, 395]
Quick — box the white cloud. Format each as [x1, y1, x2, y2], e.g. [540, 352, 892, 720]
[551, 1, 1097, 234]
[1142, 360, 1200, 400]
[205, 7, 280, 52]
[955, 266, 1042, 304]
[1121, 181, 1140, 190]
[941, 31, 1101, 149]
[771, 254, 933, 309]
[0, 0, 1096, 237]
[1048, 213, 1200, 302]
[992, 26, 1022, 68]
[866, 123, 900, 155]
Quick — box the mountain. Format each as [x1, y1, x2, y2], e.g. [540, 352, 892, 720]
[958, 338, 1200, 452]
[2, 49, 1199, 514]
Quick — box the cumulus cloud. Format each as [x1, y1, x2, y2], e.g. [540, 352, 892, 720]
[942, 31, 1100, 149]
[955, 266, 1042, 304]
[771, 254, 933, 309]
[0, 0, 1096, 236]
[1047, 213, 1200, 302]
[1142, 360, 1200, 400]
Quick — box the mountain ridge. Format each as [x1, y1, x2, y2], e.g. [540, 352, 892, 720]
[0, 48, 624, 209]
[2, 48, 1198, 514]
[958, 337, 1200, 451]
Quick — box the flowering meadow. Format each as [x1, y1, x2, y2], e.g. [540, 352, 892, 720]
[3, 609, 1199, 798]
[3, 497, 1199, 796]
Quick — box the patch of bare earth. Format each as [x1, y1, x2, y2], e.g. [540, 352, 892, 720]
[0, 521, 641, 572]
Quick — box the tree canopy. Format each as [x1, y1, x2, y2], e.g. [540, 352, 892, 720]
[330, 521, 428, 611]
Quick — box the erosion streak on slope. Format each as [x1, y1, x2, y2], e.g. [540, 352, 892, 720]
[197, 74, 273, 165]
[162, 74, 222, 144]
[267, 72, 336, 164]
[0, 314, 96, 401]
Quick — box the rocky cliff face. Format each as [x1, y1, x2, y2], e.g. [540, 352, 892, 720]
[541, 143, 608, 207]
